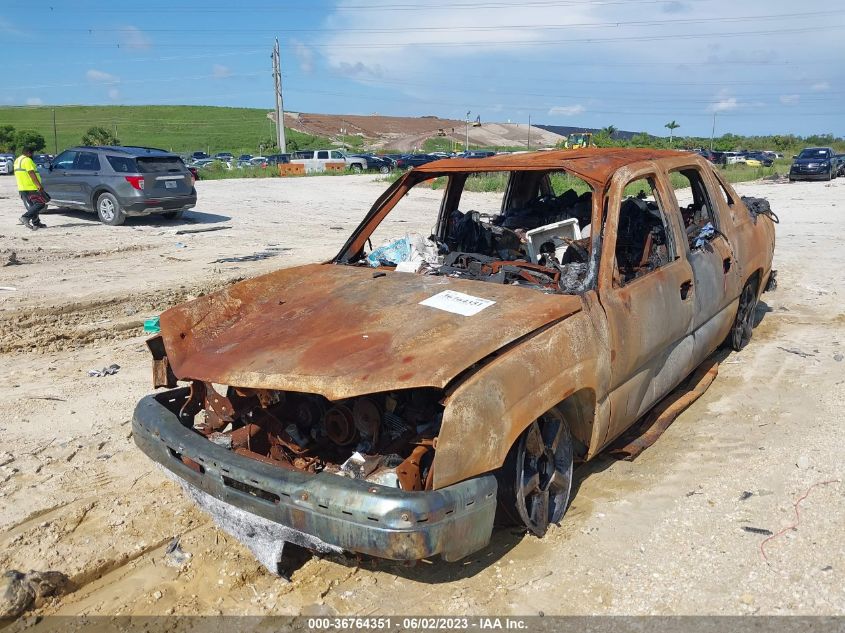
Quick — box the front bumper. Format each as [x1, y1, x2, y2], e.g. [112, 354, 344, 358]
[789, 169, 829, 180]
[133, 389, 497, 562]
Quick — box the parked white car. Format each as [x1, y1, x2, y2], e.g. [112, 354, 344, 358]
[0, 154, 14, 175]
[291, 149, 367, 173]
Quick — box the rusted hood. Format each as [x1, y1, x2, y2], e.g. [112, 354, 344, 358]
[159, 263, 582, 400]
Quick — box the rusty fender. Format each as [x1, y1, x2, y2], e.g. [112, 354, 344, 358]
[433, 301, 610, 489]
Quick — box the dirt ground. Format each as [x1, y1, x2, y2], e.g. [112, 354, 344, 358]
[0, 172, 843, 618]
[283, 111, 564, 151]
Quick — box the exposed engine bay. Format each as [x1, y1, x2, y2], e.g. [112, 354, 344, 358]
[178, 381, 443, 491]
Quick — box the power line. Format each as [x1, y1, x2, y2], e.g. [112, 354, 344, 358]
[19, 0, 717, 13]
[24, 10, 841, 34]
[25, 22, 845, 49]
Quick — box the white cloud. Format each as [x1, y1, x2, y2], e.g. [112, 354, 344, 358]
[709, 94, 738, 112]
[212, 64, 232, 79]
[121, 26, 151, 50]
[87, 69, 120, 84]
[292, 40, 315, 74]
[0, 17, 25, 37]
[108, 88, 121, 101]
[26, 97, 43, 106]
[548, 104, 585, 116]
[811, 81, 830, 92]
[779, 94, 800, 105]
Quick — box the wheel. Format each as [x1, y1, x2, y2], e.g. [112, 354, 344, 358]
[350, 163, 363, 172]
[495, 408, 573, 536]
[728, 280, 758, 351]
[96, 192, 126, 226]
[161, 210, 184, 220]
[379, 165, 390, 174]
[828, 169, 834, 181]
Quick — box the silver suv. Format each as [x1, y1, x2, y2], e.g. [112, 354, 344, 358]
[41, 145, 197, 225]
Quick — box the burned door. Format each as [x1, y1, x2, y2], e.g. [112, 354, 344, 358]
[597, 165, 695, 445]
[664, 164, 741, 366]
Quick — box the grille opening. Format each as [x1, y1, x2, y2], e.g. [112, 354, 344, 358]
[222, 476, 280, 504]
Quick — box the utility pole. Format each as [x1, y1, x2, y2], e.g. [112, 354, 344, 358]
[527, 113, 531, 150]
[710, 112, 717, 152]
[272, 38, 287, 153]
[52, 108, 58, 154]
[465, 110, 471, 152]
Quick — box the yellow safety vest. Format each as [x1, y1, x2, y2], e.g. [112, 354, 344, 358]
[14, 155, 41, 191]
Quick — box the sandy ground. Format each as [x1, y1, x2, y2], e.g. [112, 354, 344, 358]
[0, 172, 843, 618]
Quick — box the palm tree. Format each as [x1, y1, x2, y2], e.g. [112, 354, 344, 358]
[665, 120, 680, 147]
[602, 125, 618, 138]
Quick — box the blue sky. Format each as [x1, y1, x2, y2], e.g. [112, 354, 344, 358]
[1, 0, 843, 137]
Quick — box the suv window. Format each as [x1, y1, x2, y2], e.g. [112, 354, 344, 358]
[317, 150, 329, 160]
[137, 157, 184, 173]
[52, 150, 77, 170]
[613, 176, 674, 286]
[668, 167, 719, 250]
[330, 151, 344, 159]
[107, 156, 137, 173]
[74, 152, 100, 171]
[293, 151, 312, 160]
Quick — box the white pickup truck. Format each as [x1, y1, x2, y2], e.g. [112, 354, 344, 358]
[291, 150, 367, 173]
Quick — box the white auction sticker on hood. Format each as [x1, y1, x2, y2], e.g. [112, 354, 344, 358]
[419, 290, 496, 316]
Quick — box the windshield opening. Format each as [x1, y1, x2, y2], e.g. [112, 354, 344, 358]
[341, 170, 597, 295]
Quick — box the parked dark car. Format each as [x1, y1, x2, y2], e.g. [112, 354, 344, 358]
[214, 152, 234, 162]
[191, 151, 210, 161]
[789, 147, 837, 181]
[33, 154, 54, 168]
[238, 154, 253, 162]
[694, 149, 719, 164]
[459, 150, 496, 158]
[348, 154, 393, 174]
[265, 154, 291, 166]
[394, 154, 440, 169]
[834, 154, 845, 177]
[40, 145, 197, 225]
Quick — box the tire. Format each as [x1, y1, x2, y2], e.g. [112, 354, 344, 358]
[96, 192, 126, 226]
[828, 169, 834, 181]
[495, 408, 573, 537]
[379, 165, 390, 174]
[350, 163, 363, 173]
[161, 210, 184, 220]
[728, 279, 758, 351]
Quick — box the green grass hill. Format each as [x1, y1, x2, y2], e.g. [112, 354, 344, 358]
[0, 105, 329, 155]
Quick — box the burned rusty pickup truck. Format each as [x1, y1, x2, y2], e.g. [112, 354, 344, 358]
[134, 149, 776, 567]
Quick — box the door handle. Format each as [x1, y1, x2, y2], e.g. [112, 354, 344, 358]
[680, 280, 693, 300]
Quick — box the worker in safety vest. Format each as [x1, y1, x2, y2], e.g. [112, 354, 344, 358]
[14, 145, 50, 230]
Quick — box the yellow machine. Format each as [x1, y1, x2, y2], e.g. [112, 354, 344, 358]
[564, 132, 594, 149]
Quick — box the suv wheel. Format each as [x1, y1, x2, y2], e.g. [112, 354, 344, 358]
[495, 408, 573, 537]
[96, 192, 126, 226]
[350, 163, 363, 172]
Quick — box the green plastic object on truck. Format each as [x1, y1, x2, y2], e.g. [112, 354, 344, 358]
[144, 316, 161, 334]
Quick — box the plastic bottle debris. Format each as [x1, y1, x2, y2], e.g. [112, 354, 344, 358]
[88, 364, 120, 377]
[164, 537, 191, 567]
